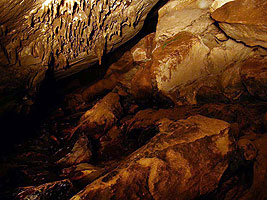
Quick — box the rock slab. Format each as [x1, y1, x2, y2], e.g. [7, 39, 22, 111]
[71, 115, 234, 200]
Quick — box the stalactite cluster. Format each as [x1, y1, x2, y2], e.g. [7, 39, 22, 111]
[0, 0, 158, 71]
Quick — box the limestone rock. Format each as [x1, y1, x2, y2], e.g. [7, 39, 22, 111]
[78, 93, 123, 138]
[211, 0, 267, 48]
[151, 32, 210, 103]
[56, 134, 92, 167]
[130, 67, 153, 99]
[0, 0, 160, 116]
[71, 115, 234, 200]
[240, 56, 267, 101]
[210, 0, 234, 12]
[155, 0, 214, 43]
[62, 163, 104, 185]
[16, 179, 73, 200]
[130, 32, 155, 63]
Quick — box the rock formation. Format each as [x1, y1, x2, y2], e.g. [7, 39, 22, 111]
[0, 0, 159, 116]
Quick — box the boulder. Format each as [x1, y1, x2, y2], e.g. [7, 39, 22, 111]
[130, 33, 155, 63]
[62, 163, 104, 185]
[71, 115, 234, 200]
[77, 92, 123, 138]
[211, 0, 267, 48]
[56, 134, 92, 167]
[130, 67, 153, 99]
[240, 56, 267, 101]
[151, 32, 210, 103]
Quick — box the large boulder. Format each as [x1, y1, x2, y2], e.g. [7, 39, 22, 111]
[149, 0, 253, 105]
[0, 0, 160, 74]
[238, 134, 267, 200]
[77, 92, 123, 139]
[71, 115, 235, 200]
[151, 31, 210, 103]
[211, 0, 267, 48]
[155, 0, 214, 43]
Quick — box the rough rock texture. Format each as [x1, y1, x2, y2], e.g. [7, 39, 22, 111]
[240, 56, 267, 101]
[148, 0, 254, 105]
[71, 115, 234, 200]
[0, 0, 160, 117]
[56, 134, 92, 167]
[62, 163, 104, 185]
[155, 0, 214, 43]
[16, 179, 73, 200]
[77, 92, 123, 138]
[0, 0, 160, 72]
[210, 0, 234, 12]
[151, 31, 209, 103]
[211, 0, 267, 48]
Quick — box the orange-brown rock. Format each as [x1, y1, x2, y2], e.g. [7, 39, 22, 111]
[130, 32, 156, 63]
[155, 0, 214, 43]
[211, 0, 267, 48]
[240, 56, 267, 101]
[77, 92, 123, 138]
[71, 115, 234, 200]
[130, 67, 153, 99]
[210, 0, 234, 12]
[151, 32, 209, 104]
[56, 134, 92, 167]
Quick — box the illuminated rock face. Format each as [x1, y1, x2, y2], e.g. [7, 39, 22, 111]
[0, 0, 159, 76]
[211, 0, 267, 48]
[151, 32, 209, 102]
[71, 115, 234, 200]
